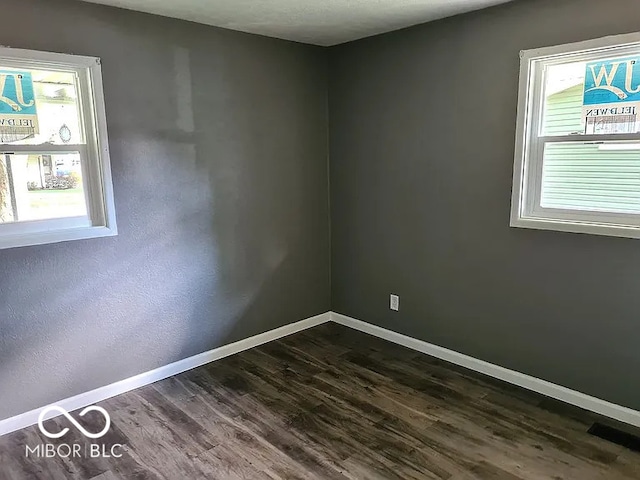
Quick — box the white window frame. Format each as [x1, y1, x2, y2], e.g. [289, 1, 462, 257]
[0, 47, 116, 250]
[511, 32, 640, 239]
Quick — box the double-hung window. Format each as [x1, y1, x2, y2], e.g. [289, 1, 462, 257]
[0, 47, 116, 249]
[511, 33, 640, 239]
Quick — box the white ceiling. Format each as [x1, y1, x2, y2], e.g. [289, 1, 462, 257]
[80, 0, 514, 46]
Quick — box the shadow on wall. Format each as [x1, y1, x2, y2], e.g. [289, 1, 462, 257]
[0, 4, 328, 421]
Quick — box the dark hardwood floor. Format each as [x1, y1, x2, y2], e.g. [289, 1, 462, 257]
[2, 322, 640, 479]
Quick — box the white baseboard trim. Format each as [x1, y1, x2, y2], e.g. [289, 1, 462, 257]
[0, 312, 331, 437]
[4, 310, 638, 437]
[330, 312, 640, 428]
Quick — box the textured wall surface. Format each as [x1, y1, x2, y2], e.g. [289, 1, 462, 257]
[329, 0, 640, 410]
[0, 0, 329, 421]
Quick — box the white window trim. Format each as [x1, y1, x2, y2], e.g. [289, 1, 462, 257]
[511, 32, 640, 239]
[0, 47, 117, 250]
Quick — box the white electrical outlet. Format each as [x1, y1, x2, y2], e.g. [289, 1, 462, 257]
[390, 294, 399, 311]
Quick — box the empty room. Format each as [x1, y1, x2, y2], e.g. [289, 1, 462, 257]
[2, 0, 640, 478]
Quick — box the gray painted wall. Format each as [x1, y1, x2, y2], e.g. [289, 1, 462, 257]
[329, 0, 640, 410]
[4, 0, 640, 424]
[0, 0, 330, 421]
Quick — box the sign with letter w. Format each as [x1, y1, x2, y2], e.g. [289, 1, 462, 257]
[0, 70, 39, 134]
[582, 56, 640, 134]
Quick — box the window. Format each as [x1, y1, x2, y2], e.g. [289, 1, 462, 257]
[511, 32, 640, 239]
[0, 47, 116, 249]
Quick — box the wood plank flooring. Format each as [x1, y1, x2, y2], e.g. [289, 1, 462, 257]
[1, 322, 640, 479]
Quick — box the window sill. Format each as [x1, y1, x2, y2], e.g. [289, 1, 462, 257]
[0, 225, 118, 250]
[510, 216, 640, 240]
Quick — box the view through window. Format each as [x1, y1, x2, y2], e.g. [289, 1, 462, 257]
[0, 69, 87, 224]
[0, 48, 116, 249]
[540, 59, 640, 215]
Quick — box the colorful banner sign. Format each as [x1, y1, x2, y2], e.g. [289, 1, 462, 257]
[583, 57, 640, 134]
[0, 70, 39, 134]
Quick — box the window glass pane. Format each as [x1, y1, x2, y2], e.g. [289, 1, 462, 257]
[541, 142, 640, 214]
[0, 69, 83, 145]
[0, 156, 15, 222]
[0, 152, 87, 223]
[542, 56, 640, 136]
[542, 62, 586, 136]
